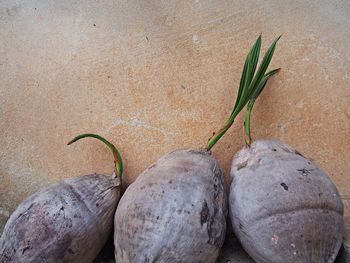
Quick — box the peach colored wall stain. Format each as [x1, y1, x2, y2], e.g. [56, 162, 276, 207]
[0, 0, 349, 243]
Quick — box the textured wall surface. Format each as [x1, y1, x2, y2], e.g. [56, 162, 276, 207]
[0, 0, 349, 245]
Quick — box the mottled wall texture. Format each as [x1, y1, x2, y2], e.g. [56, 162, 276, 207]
[0, 0, 349, 243]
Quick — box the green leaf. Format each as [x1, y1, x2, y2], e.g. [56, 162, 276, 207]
[233, 35, 261, 113]
[264, 68, 280, 78]
[247, 35, 261, 86]
[250, 76, 268, 101]
[250, 68, 280, 103]
[247, 35, 281, 99]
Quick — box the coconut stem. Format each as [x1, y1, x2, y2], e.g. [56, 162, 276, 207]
[244, 101, 254, 146]
[244, 68, 280, 146]
[206, 35, 281, 150]
[67, 133, 123, 178]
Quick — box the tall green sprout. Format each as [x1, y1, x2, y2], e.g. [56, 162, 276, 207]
[207, 35, 281, 150]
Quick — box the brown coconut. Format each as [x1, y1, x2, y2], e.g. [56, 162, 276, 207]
[114, 149, 227, 263]
[0, 173, 120, 263]
[229, 139, 344, 263]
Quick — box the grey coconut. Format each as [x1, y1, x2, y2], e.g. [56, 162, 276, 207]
[229, 139, 344, 263]
[114, 149, 227, 263]
[0, 173, 120, 263]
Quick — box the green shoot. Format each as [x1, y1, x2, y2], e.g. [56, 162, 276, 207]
[67, 133, 123, 178]
[243, 68, 280, 145]
[207, 35, 281, 150]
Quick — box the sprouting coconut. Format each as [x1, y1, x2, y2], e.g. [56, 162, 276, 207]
[0, 134, 123, 263]
[114, 35, 280, 263]
[228, 43, 344, 262]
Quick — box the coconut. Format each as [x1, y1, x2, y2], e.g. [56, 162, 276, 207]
[229, 139, 344, 263]
[0, 134, 123, 263]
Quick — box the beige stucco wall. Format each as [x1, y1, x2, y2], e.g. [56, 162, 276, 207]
[1, 0, 349, 243]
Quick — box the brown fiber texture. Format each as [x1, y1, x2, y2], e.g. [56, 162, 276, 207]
[229, 139, 344, 263]
[0, 174, 120, 263]
[114, 149, 226, 263]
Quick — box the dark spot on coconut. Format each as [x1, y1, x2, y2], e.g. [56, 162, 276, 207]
[206, 183, 223, 247]
[207, 213, 221, 247]
[162, 190, 164, 194]
[236, 160, 248, 170]
[148, 163, 157, 170]
[294, 150, 304, 157]
[200, 201, 209, 225]
[26, 203, 35, 212]
[280, 183, 288, 191]
[297, 168, 311, 176]
[177, 209, 182, 214]
[68, 248, 74, 254]
[96, 203, 99, 207]
[22, 246, 30, 254]
[169, 180, 173, 184]
[272, 148, 277, 151]
[156, 216, 159, 220]
[140, 186, 145, 190]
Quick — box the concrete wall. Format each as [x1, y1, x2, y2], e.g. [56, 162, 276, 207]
[1, 0, 349, 243]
